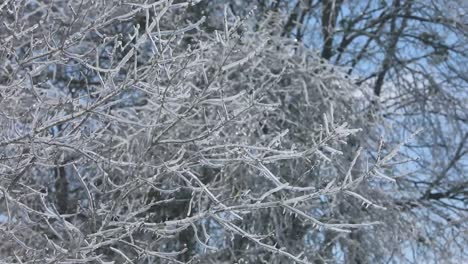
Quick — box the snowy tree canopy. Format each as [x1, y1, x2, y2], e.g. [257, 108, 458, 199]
[0, 0, 466, 263]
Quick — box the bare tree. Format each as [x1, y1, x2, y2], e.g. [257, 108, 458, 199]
[0, 1, 453, 264]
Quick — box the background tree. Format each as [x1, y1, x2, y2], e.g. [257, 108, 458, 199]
[0, 0, 466, 264]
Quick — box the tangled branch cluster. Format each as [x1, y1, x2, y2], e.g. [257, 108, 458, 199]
[0, 1, 411, 263]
